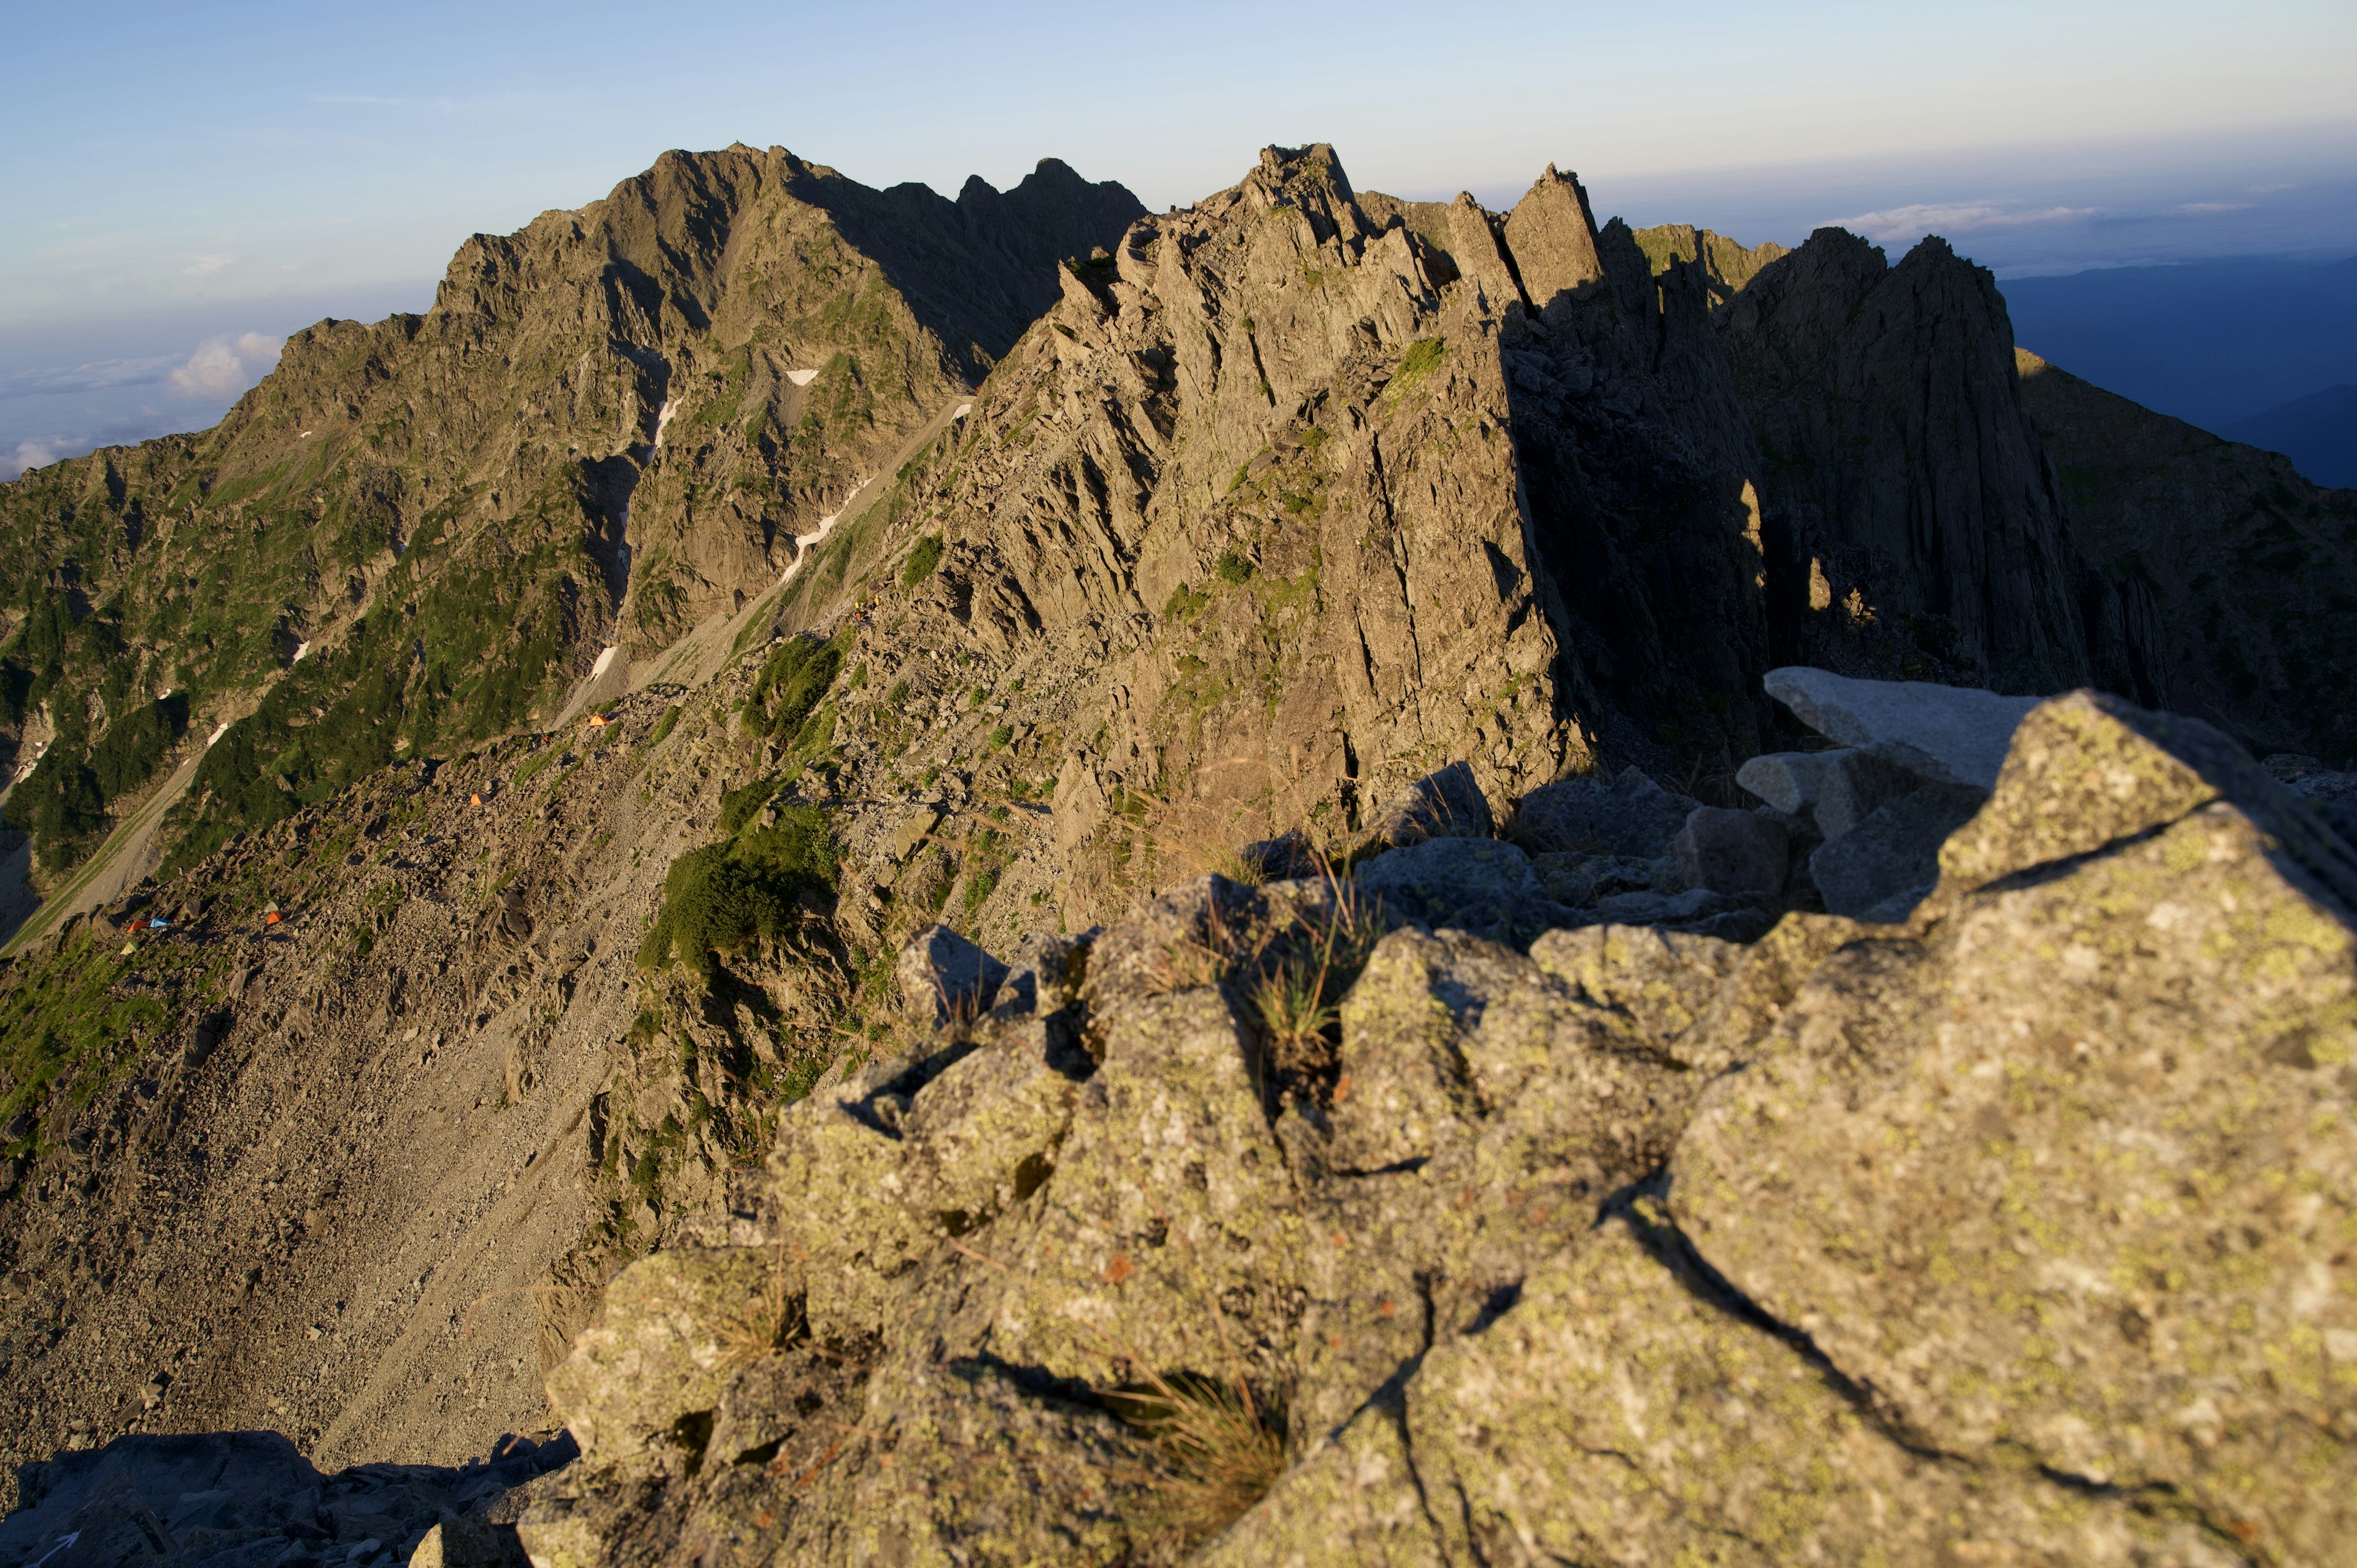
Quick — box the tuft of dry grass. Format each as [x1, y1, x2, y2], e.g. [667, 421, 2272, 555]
[1113, 1367, 1288, 1545]
[1132, 787, 1269, 887]
[714, 1245, 802, 1373]
[1250, 961, 1336, 1075]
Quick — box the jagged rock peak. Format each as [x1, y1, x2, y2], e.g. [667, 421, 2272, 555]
[1503, 161, 1606, 311]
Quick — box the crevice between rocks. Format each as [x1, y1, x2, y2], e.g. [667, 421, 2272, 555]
[1603, 1175, 2269, 1566]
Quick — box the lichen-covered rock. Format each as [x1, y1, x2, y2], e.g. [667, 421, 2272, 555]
[1205, 1218, 2243, 1567]
[1935, 689, 2357, 906]
[543, 1248, 791, 1462]
[1673, 690, 2357, 1562]
[1528, 921, 1748, 1049]
[1277, 927, 1695, 1442]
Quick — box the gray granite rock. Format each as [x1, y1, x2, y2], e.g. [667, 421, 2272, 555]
[894, 923, 1009, 1026]
[1369, 761, 1493, 847]
[1514, 767, 1697, 859]
[1809, 784, 1985, 920]
[1353, 837, 1578, 946]
[1674, 807, 1789, 897]
[1763, 666, 2037, 790]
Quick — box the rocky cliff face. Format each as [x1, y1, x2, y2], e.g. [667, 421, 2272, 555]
[21, 669, 2339, 1566]
[1716, 228, 2158, 697]
[2016, 347, 2357, 763]
[0, 146, 1142, 894]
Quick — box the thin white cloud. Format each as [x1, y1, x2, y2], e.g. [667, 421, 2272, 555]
[1830, 201, 2097, 244]
[4, 436, 89, 479]
[0, 353, 180, 403]
[167, 332, 282, 398]
[2176, 202, 2253, 215]
[182, 254, 235, 276]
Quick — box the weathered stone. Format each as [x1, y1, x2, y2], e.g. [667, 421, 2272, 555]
[544, 1248, 792, 1462]
[1279, 927, 1694, 1442]
[1351, 837, 1575, 946]
[1207, 1219, 2243, 1567]
[1673, 805, 1788, 897]
[1764, 665, 2038, 789]
[895, 1015, 1085, 1239]
[1734, 745, 1921, 838]
[1529, 922, 1747, 1051]
[894, 923, 1009, 1027]
[1512, 767, 1696, 858]
[1935, 689, 2357, 908]
[1368, 761, 1493, 848]
[886, 804, 942, 864]
[1673, 695, 2357, 1562]
[1732, 747, 1851, 814]
[997, 928, 1094, 1016]
[1808, 781, 1984, 920]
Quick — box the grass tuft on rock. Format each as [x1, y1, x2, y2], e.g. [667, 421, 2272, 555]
[1107, 1368, 1288, 1547]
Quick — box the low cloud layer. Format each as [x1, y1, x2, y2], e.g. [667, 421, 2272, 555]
[0, 329, 284, 480]
[168, 331, 282, 398]
[1830, 202, 2097, 245]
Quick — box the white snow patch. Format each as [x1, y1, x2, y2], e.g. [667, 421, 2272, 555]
[590, 646, 619, 679]
[291, 640, 311, 664]
[773, 479, 865, 586]
[953, 403, 972, 419]
[206, 723, 230, 749]
[653, 398, 676, 448]
[786, 368, 820, 387]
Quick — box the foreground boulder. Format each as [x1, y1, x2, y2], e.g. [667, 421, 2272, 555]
[0, 1431, 571, 1568]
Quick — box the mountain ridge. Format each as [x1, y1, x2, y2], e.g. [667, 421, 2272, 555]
[0, 141, 2353, 1564]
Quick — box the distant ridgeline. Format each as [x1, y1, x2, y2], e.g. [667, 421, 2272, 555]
[0, 139, 2350, 904]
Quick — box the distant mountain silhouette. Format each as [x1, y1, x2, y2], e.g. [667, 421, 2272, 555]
[2221, 382, 2357, 489]
[2000, 255, 2357, 431]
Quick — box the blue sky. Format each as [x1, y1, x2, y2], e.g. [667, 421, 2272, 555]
[4, 0, 2353, 474]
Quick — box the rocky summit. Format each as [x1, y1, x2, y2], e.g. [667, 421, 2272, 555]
[0, 141, 2351, 1568]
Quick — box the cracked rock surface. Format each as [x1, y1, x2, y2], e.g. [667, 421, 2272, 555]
[504, 683, 2354, 1566]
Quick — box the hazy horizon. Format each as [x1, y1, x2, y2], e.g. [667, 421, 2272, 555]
[6, 0, 2351, 478]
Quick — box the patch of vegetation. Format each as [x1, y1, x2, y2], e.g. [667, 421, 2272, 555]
[743, 633, 846, 741]
[1382, 337, 1447, 409]
[638, 803, 837, 982]
[512, 743, 560, 787]
[648, 705, 682, 746]
[901, 533, 944, 587]
[1215, 550, 1255, 585]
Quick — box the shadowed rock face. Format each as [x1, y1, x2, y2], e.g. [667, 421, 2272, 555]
[2015, 346, 2357, 764]
[0, 1429, 573, 1568]
[1719, 228, 2154, 698]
